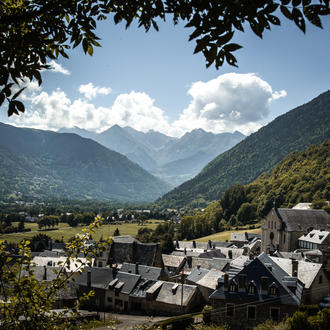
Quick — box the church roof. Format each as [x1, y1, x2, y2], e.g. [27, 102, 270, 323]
[276, 208, 330, 232]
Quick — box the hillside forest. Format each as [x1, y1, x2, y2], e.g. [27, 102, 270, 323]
[178, 140, 330, 240]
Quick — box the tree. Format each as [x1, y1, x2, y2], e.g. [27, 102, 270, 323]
[0, 217, 111, 329]
[1, 1, 329, 116]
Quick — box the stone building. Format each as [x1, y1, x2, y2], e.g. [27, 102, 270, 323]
[261, 207, 330, 253]
[109, 236, 163, 267]
[209, 253, 304, 329]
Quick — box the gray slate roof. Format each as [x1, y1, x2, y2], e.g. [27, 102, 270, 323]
[130, 279, 157, 298]
[120, 263, 164, 281]
[186, 268, 209, 283]
[155, 281, 198, 306]
[115, 271, 141, 294]
[277, 209, 330, 232]
[298, 229, 330, 244]
[210, 253, 302, 306]
[110, 236, 159, 266]
[78, 267, 114, 289]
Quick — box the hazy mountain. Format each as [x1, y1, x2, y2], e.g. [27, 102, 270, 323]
[0, 123, 170, 202]
[58, 126, 245, 186]
[57, 126, 97, 140]
[157, 90, 330, 208]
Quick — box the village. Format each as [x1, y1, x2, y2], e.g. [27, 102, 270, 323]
[5, 203, 329, 329]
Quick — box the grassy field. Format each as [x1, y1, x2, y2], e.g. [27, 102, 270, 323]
[194, 223, 262, 242]
[0, 220, 164, 244]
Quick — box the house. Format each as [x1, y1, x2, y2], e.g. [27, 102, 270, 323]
[261, 207, 330, 253]
[171, 249, 226, 259]
[78, 267, 115, 311]
[186, 267, 224, 302]
[209, 253, 304, 329]
[106, 271, 141, 312]
[230, 232, 261, 246]
[142, 281, 203, 315]
[32, 255, 92, 279]
[182, 257, 229, 276]
[268, 255, 330, 304]
[298, 229, 330, 251]
[109, 236, 162, 267]
[162, 254, 186, 275]
[21, 265, 77, 309]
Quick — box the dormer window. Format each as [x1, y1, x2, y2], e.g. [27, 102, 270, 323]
[269, 283, 278, 296]
[229, 282, 238, 292]
[248, 281, 256, 294]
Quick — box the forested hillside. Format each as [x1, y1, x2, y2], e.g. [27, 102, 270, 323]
[179, 140, 330, 240]
[0, 123, 170, 202]
[158, 90, 330, 208]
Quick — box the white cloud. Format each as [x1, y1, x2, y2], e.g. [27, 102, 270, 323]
[7, 73, 286, 138]
[79, 82, 111, 100]
[9, 89, 175, 135]
[172, 73, 286, 135]
[47, 60, 70, 75]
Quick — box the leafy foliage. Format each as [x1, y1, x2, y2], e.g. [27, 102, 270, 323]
[158, 90, 330, 208]
[1, 1, 330, 115]
[0, 217, 111, 329]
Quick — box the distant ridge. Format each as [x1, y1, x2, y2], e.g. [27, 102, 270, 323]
[58, 125, 244, 186]
[0, 123, 170, 202]
[157, 90, 330, 208]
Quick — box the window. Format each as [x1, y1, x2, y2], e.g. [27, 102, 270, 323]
[269, 286, 278, 296]
[229, 283, 237, 292]
[248, 284, 256, 294]
[226, 304, 235, 317]
[319, 275, 323, 284]
[247, 306, 256, 320]
[283, 234, 286, 244]
[115, 299, 123, 306]
[98, 261, 103, 267]
[107, 297, 112, 303]
[270, 308, 280, 321]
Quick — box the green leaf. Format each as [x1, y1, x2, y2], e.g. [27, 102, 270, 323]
[223, 43, 242, 52]
[281, 5, 293, 20]
[87, 45, 93, 56]
[292, 8, 306, 32]
[12, 87, 26, 100]
[267, 15, 281, 25]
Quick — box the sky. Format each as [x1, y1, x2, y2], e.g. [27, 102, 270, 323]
[1, 12, 330, 137]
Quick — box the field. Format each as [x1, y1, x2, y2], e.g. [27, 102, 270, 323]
[194, 224, 262, 242]
[0, 220, 164, 244]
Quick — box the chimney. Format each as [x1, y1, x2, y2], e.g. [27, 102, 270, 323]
[238, 274, 246, 291]
[192, 240, 196, 249]
[261, 276, 268, 294]
[292, 259, 298, 277]
[224, 273, 229, 290]
[197, 265, 201, 270]
[135, 262, 139, 274]
[184, 248, 187, 255]
[43, 266, 47, 281]
[228, 250, 233, 259]
[176, 240, 179, 249]
[208, 240, 212, 249]
[87, 270, 91, 287]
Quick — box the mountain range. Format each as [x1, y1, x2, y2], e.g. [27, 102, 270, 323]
[58, 126, 245, 186]
[157, 90, 330, 208]
[0, 123, 170, 202]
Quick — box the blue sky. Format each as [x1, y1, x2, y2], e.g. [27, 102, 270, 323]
[2, 13, 330, 137]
